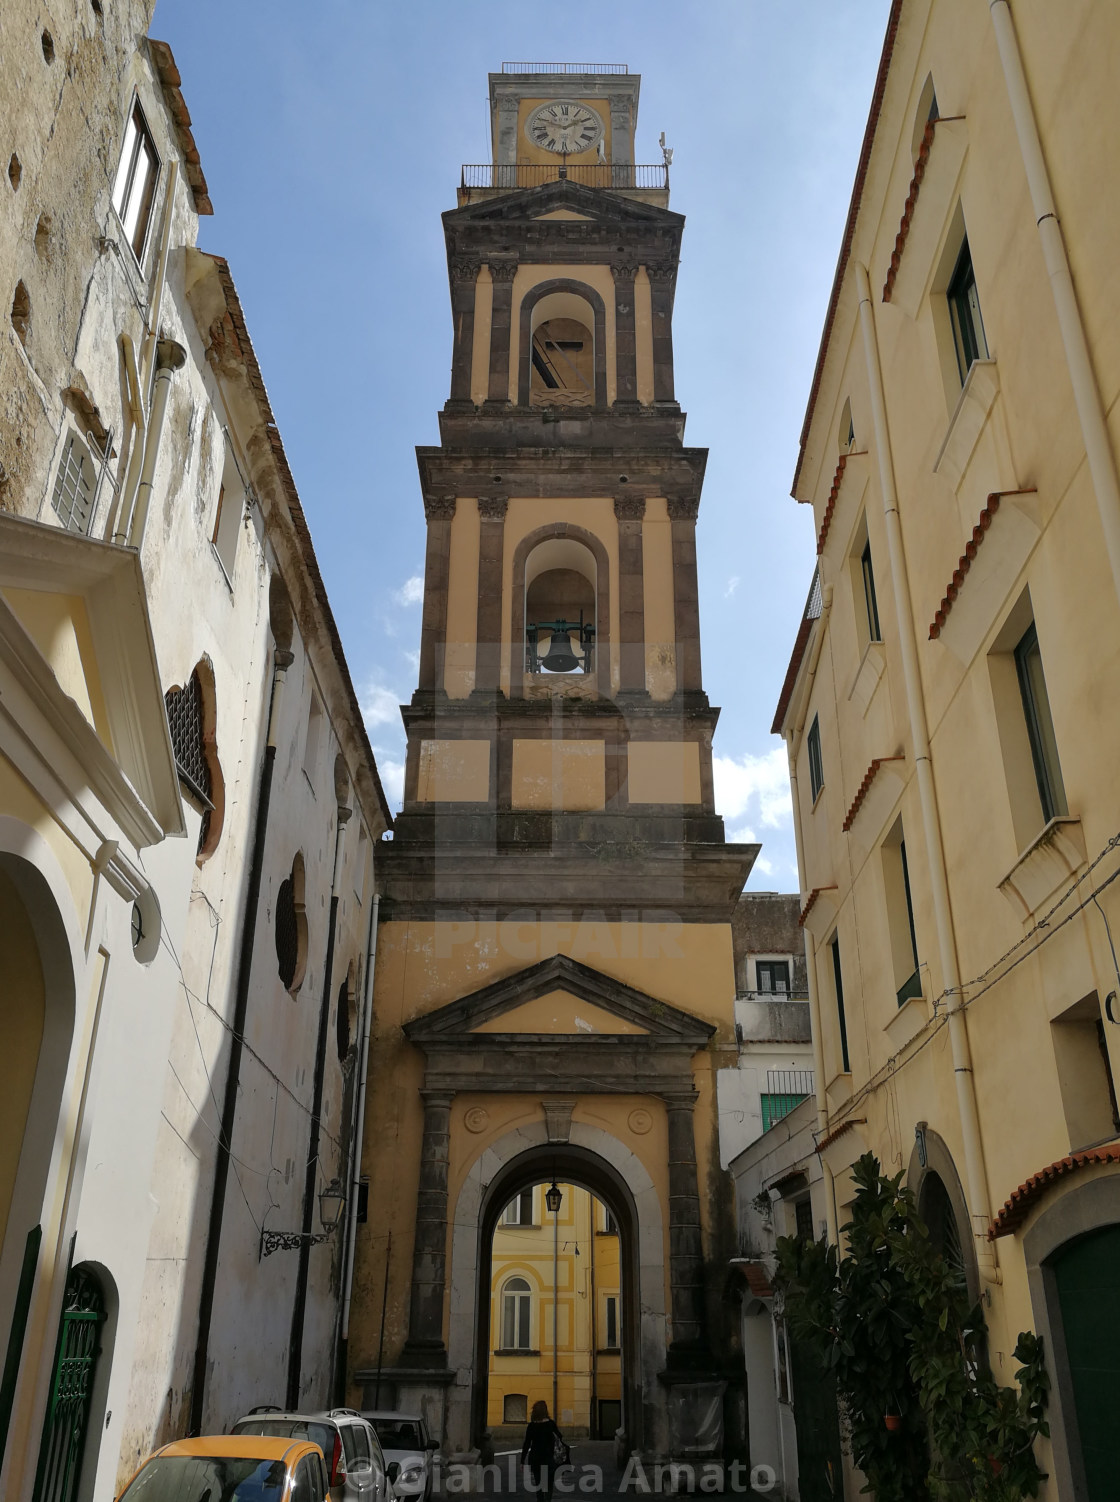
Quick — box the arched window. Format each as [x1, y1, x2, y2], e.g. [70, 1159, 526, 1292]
[524, 536, 597, 677]
[919, 1170, 965, 1286]
[336, 962, 357, 1061]
[501, 1276, 532, 1351]
[275, 854, 308, 995]
[164, 663, 224, 861]
[838, 397, 855, 454]
[517, 280, 607, 408]
[36, 1263, 107, 1499]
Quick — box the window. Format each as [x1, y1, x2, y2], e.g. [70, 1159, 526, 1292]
[50, 432, 98, 534]
[831, 935, 850, 1073]
[947, 236, 988, 384]
[500, 1277, 532, 1350]
[504, 1394, 528, 1424]
[598, 1201, 617, 1235]
[165, 671, 213, 816]
[860, 539, 882, 643]
[502, 1189, 534, 1226]
[604, 1295, 619, 1350]
[756, 960, 791, 995]
[807, 715, 824, 802]
[794, 1197, 814, 1242]
[1050, 994, 1120, 1151]
[882, 820, 921, 1007]
[761, 1069, 813, 1130]
[303, 692, 324, 784]
[212, 438, 246, 580]
[1014, 621, 1067, 824]
[111, 97, 160, 260]
[275, 854, 308, 995]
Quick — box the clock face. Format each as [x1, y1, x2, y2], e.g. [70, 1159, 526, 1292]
[526, 100, 604, 156]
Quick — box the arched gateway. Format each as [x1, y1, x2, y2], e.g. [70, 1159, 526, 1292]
[348, 64, 756, 1465]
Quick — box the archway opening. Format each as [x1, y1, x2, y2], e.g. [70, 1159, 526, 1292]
[524, 538, 597, 677]
[473, 1146, 642, 1456]
[529, 294, 595, 409]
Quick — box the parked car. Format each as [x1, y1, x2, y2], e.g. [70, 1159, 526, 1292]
[363, 1411, 439, 1502]
[114, 1434, 328, 1501]
[232, 1407, 390, 1502]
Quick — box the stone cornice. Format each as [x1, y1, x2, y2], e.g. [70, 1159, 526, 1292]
[416, 444, 707, 502]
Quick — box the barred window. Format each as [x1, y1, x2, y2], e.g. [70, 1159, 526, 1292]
[165, 670, 216, 855]
[51, 433, 97, 534]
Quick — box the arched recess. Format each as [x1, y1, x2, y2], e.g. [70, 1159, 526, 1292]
[517, 279, 607, 409]
[511, 524, 612, 697]
[71, 1259, 118, 1502]
[0, 824, 79, 1403]
[448, 1120, 666, 1458]
[906, 1125, 978, 1305]
[164, 660, 225, 864]
[274, 852, 308, 997]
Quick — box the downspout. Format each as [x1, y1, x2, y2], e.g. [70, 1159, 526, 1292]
[127, 338, 186, 550]
[588, 1190, 597, 1436]
[288, 798, 351, 1408]
[855, 260, 999, 1280]
[109, 333, 146, 543]
[988, 0, 1120, 608]
[336, 890, 381, 1401]
[552, 1196, 559, 1420]
[190, 645, 294, 1434]
[785, 586, 836, 1242]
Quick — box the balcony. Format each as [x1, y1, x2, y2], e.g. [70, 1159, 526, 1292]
[457, 161, 670, 209]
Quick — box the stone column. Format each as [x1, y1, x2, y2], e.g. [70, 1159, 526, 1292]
[418, 496, 456, 692]
[609, 93, 634, 185]
[486, 260, 518, 405]
[647, 263, 677, 407]
[474, 496, 508, 694]
[614, 494, 646, 693]
[402, 1091, 453, 1366]
[668, 496, 703, 693]
[664, 1091, 708, 1360]
[447, 259, 479, 408]
[495, 95, 519, 172]
[612, 263, 640, 408]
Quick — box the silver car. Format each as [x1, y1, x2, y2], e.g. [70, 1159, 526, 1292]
[233, 1406, 391, 1502]
[363, 1411, 439, 1502]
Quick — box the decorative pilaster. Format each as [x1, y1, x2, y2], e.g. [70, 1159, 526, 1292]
[402, 1091, 453, 1365]
[647, 263, 678, 407]
[418, 495, 456, 692]
[486, 260, 519, 405]
[495, 95, 520, 168]
[612, 263, 640, 408]
[608, 94, 634, 168]
[447, 259, 480, 408]
[667, 495, 702, 693]
[664, 1091, 709, 1361]
[614, 494, 647, 693]
[474, 496, 508, 694]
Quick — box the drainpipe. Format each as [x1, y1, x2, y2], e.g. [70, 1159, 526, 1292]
[190, 645, 294, 1434]
[855, 260, 999, 1281]
[288, 797, 351, 1408]
[109, 333, 146, 543]
[785, 584, 836, 1242]
[552, 1196, 559, 1420]
[336, 890, 381, 1401]
[126, 337, 187, 549]
[988, 0, 1120, 609]
[786, 739, 838, 1247]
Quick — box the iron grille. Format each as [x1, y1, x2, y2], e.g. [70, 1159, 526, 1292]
[336, 977, 351, 1060]
[50, 435, 96, 534]
[165, 673, 212, 805]
[275, 875, 298, 990]
[760, 1069, 815, 1132]
[32, 1266, 105, 1502]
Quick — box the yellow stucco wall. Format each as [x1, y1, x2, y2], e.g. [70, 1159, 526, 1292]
[510, 739, 605, 811]
[444, 499, 482, 699]
[416, 739, 491, 802]
[641, 499, 677, 700]
[3, 588, 114, 749]
[627, 742, 701, 805]
[0, 867, 46, 1250]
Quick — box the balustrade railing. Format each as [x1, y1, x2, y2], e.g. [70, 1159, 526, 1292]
[460, 162, 668, 191]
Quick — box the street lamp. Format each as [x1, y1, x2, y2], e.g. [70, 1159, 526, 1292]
[259, 1176, 347, 1259]
[545, 1181, 563, 1214]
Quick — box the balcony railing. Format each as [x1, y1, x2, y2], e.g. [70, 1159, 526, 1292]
[461, 162, 668, 192]
[760, 1070, 815, 1132]
[501, 62, 628, 75]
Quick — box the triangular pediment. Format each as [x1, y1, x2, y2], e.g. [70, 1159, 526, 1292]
[445, 177, 682, 231]
[403, 953, 714, 1046]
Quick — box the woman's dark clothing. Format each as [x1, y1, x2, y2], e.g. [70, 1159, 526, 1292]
[521, 1419, 562, 1499]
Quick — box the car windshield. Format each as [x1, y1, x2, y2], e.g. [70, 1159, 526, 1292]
[233, 1420, 334, 1459]
[374, 1422, 423, 1450]
[118, 1456, 289, 1502]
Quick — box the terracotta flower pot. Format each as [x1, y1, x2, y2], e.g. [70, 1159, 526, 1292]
[884, 1413, 902, 1432]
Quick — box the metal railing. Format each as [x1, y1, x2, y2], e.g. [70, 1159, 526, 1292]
[502, 62, 628, 75]
[461, 162, 668, 191]
[760, 1070, 815, 1133]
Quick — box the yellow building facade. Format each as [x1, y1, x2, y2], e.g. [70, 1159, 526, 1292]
[486, 1183, 621, 1441]
[775, 3, 1120, 1496]
[347, 66, 755, 1462]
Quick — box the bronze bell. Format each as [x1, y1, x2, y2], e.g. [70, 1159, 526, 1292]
[540, 626, 580, 673]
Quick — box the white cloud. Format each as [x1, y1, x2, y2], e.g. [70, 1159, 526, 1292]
[378, 758, 405, 808]
[362, 682, 401, 729]
[394, 574, 425, 606]
[725, 576, 740, 598]
[713, 746, 792, 829]
[402, 648, 420, 673]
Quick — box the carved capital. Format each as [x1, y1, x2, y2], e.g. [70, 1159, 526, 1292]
[450, 257, 480, 283]
[646, 261, 676, 282]
[487, 259, 519, 283]
[477, 495, 509, 521]
[613, 494, 647, 522]
[497, 95, 520, 116]
[424, 494, 457, 522]
[611, 262, 639, 283]
[608, 94, 632, 114]
[666, 495, 700, 521]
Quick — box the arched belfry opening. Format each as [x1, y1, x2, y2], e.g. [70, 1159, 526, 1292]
[529, 292, 596, 408]
[525, 536, 597, 676]
[474, 1145, 644, 1452]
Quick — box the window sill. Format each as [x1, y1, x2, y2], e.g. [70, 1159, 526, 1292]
[998, 815, 1086, 922]
[493, 1349, 540, 1357]
[596, 1347, 621, 1356]
[883, 993, 929, 1054]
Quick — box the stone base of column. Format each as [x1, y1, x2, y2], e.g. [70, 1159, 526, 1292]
[443, 398, 477, 413]
[398, 1337, 449, 1370]
[663, 1338, 714, 1372]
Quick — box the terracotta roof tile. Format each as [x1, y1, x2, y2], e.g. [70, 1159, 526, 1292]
[989, 1144, 1120, 1238]
[815, 1117, 867, 1155]
[799, 885, 837, 928]
[928, 490, 1035, 640]
[842, 756, 904, 832]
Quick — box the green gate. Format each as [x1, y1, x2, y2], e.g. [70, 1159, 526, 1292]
[790, 1333, 845, 1501]
[32, 1265, 105, 1502]
[1053, 1223, 1120, 1500]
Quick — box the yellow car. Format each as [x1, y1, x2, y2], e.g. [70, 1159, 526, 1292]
[114, 1434, 330, 1501]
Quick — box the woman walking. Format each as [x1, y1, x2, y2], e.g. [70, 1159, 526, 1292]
[520, 1399, 564, 1499]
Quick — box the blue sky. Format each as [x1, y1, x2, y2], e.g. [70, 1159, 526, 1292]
[154, 0, 892, 890]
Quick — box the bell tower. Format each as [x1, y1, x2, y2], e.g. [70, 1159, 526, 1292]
[354, 65, 757, 1463]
